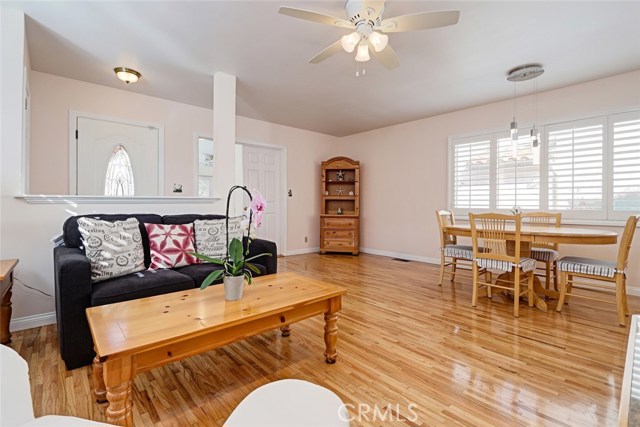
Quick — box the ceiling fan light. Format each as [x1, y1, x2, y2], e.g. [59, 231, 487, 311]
[355, 43, 370, 62]
[341, 32, 361, 53]
[368, 31, 388, 53]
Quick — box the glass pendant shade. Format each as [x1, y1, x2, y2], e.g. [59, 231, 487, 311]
[355, 43, 370, 62]
[510, 120, 518, 140]
[368, 32, 389, 52]
[341, 32, 361, 53]
[530, 127, 539, 148]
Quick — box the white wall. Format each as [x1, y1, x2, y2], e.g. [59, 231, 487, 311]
[30, 71, 213, 196]
[338, 70, 640, 290]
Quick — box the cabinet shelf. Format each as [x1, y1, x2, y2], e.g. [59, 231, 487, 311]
[323, 196, 355, 200]
[321, 157, 360, 255]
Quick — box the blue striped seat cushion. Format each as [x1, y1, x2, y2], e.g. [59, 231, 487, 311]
[476, 257, 537, 273]
[530, 248, 560, 262]
[557, 256, 619, 278]
[443, 245, 474, 260]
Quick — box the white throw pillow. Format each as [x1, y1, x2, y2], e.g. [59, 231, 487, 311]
[78, 217, 145, 282]
[194, 217, 244, 259]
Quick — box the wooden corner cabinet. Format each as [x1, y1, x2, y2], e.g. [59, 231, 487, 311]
[320, 157, 360, 255]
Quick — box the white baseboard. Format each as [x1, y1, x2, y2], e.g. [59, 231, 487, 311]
[360, 247, 440, 265]
[10, 311, 56, 332]
[627, 287, 640, 296]
[285, 247, 320, 256]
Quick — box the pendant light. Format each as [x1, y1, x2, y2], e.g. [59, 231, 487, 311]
[506, 64, 544, 158]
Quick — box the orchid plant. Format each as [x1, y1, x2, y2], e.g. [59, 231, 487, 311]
[192, 187, 271, 290]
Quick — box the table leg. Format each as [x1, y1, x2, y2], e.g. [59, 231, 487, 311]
[1, 283, 13, 344]
[324, 297, 341, 364]
[104, 357, 134, 427]
[280, 325, 291, 337]
[495, 272, 549, 312]
[93, 355, 107, 403]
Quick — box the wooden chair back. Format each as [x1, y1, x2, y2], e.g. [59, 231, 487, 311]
[617, 215, 640, 272]
[522, 212, 562, 250]
[435, 210, 457, 249]
[469, 213, 522, 264]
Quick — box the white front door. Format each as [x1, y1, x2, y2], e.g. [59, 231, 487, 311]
[242, 144, 282, 253]
[76, 116, 160, 196]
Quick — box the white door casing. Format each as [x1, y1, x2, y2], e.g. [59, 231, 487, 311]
[73, 114, 162, 196]
[241, 144, 283, 253]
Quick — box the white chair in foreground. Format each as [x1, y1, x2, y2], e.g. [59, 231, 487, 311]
[225, 379, 350, 427]
[0, 345, 116, 427]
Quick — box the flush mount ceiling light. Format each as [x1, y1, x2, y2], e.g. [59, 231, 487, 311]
[113, 67, 141, 84]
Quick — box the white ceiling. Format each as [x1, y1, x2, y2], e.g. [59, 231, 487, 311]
[7, 1, 640, 137]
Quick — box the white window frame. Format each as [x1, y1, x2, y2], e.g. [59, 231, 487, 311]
[448, 108, 640, 224]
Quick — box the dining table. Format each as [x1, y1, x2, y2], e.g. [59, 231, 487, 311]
[444, 223, 618, 312]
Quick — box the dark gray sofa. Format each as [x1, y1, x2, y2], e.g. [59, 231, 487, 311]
[54, 213, 277, 370]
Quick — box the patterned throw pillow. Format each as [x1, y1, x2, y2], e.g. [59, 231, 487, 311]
[193, 217, 244, 259]
[145, 223, 198, 269]
[77, 217, 145, 282]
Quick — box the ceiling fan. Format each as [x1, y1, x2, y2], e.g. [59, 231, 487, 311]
[279, 0, 460, 70]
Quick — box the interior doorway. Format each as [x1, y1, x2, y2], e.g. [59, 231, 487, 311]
[236, 141, 286, 255]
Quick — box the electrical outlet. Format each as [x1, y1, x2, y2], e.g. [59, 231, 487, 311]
[304, 236, 308, 243]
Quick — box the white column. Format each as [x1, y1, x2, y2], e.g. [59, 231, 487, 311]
[213, 72, 236, 197]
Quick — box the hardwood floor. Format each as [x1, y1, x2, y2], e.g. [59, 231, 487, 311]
[7, 253, 636, 426]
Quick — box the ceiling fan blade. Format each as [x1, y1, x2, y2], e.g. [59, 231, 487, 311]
[379, 10, 460, 33]
[371, 44, 400, 70]
[308, 40, 344, 64]
[278, 7, 353, 29]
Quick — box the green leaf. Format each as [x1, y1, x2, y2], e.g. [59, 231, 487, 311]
[244, 271, 253, 284]
[200, 269, 224, 290]
[190, 252, 225, 265]
[245, 252, 272, 263]
[245, 262, 261, 275]
[229, 238, 244, 264]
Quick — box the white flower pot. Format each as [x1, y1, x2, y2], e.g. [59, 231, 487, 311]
[224, 275, 245, 301]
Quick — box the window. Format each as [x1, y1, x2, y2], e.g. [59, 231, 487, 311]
[197, 137, 214, 197]
[104, 145, 134, 196]
[449, 109, 640, 221]
[452, 138, 491, 209]
[611, 113, 640, 215]
[496, 136, 540, 209]
[547, 119, 605, 215]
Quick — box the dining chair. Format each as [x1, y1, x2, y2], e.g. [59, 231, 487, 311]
[522, 212, 562, 290]
[556, 215, 639, 326]
[469, 213, 535, 317]
[435, 210, 488, 285]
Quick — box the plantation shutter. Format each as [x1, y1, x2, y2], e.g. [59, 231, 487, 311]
[611, 114, 640, 213]
[496, 135, 540, 209]
[452, 139, 491, 209]
[547, 120, 604, 213]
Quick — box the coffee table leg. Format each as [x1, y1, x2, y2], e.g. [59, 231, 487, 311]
[280, 325, 291, 337]
[324, 297, 341, 364]
[104, 357, 134, 427]
[93, 355, 107, 403]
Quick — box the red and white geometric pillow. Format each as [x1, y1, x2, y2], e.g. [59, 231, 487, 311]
[145, 223, 198, 269]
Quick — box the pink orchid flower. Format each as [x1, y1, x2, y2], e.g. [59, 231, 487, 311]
[249, 190, 266, 228]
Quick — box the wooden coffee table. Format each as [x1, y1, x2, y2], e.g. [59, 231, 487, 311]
[86, 272, 346, 427]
